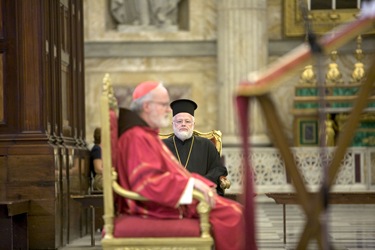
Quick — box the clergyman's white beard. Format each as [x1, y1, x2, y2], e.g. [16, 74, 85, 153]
[175, 130, 193, 141]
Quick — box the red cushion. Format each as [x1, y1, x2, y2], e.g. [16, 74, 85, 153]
[113, 215, 201, 237]
[109, 110, 118, 165]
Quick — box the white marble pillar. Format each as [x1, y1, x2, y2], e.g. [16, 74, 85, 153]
[217, 0, 270, 145]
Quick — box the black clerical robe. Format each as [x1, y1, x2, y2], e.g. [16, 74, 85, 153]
[163, 135, 228, 196]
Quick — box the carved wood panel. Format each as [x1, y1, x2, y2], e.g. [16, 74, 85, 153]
[0, 0, 87, 249]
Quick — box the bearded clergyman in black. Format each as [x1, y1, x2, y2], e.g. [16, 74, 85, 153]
[163, 99, 229, 196]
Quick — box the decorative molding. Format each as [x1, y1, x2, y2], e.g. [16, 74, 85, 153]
[84, 39, 375, 58]
[84, 41, 216, 58]
[268, 38, 375, 55]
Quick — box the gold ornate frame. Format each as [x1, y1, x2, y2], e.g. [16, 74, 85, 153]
[284, 0, 363, 37]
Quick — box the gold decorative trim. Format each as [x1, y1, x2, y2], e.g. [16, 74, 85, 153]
[284, 0, 370, 37]
[159, 129, 223, 156]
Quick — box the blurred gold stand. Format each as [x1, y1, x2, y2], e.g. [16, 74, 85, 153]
[236, 10, 375, 249]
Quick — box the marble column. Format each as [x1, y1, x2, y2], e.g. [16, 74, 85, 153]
[217, 0, 270, 145]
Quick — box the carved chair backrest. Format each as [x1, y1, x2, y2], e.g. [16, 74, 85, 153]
[159, 130, 223, 156]
[100, 74, 148, 240]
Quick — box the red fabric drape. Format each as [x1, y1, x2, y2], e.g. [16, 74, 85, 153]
[236, 96, 257, 250]
[109, 109, 118, 166]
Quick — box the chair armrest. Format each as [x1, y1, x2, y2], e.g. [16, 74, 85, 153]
[112, 169, 148, 201]
[112, 182, 148, 201]
[192, 189, 212, 238]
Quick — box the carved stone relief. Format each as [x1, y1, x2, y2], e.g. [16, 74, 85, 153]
[110, 0, 182, 32]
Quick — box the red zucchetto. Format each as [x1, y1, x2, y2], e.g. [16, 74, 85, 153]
[132, 81, 160, 100]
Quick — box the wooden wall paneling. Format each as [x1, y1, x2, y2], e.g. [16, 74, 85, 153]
[69, 149, 80, 194]
[68, 0, 77, 141]
[0, 53, 4, 123]
[69, 147, 89, 195]
[53, 0, 63, 139]
[80, 149, 90, 193]
[65, 146, 90, 244]
[5, 145, 57, 248]
[0, 0, 87, 248]
[43, 0, 53, 138]
[1, 1, 59, 248]
[69, 0, 85, 144]
[18, 0, 44, 134]
[59, 145, 68, 246]
[69, 197, 83, 242]
[48, 0, 61, 139]
[69, 148, 88, 241]
[42, 0, 65, 144]
[60, 0, 73, 140]
[28, 211, 56, 249]
[0, 0, 18, 136]
[67, 146, 75, 243]
[60, 2, 73, 241]
[54, 146, 64, 247]
[76, 0, 85, 142]
[53, 2, 71, 245]
[0, 0, 3, 127]
[0, 0, 3, 38]
[61, 61, 72, 139]
[0, 155, 7, 201]
[6, 146, 55, 183]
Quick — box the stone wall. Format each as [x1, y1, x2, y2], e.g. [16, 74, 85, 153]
[83, 0, 375, 194]
[84, 0, 218, 142]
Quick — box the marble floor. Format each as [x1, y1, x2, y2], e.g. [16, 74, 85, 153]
[257, 202, 375, 250]
[60, 201, 375, 250]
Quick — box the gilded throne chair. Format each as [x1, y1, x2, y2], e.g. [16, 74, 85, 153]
[99, 74, 214, 250]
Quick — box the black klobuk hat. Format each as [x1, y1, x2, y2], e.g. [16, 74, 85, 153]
[170, 99, 198, 117]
